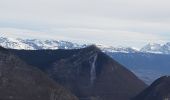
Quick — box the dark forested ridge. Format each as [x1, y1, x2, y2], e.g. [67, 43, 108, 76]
[132, 76, 170, 100]
[0, 47, 78, 100]
[10, 45, 147, 100]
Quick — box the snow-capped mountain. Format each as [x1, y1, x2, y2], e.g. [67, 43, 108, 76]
[1, 36, 170, 54]
[141, 43, 170, 54]
[1, 36, 170, 84]
[97, 45, 138, 53]
[0, 37, 83, 50]
[0, 37, 138, 53]
[140, 43, 163, 54]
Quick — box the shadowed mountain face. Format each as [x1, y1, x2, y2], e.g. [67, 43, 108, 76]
[11, 45, 147, 100]
[133, 76, 170, 100]
[0, 47, 78, 100]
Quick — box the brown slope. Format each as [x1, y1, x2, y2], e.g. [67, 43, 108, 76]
[0, 47, 78, 100]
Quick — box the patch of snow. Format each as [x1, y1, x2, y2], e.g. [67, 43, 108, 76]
[89, 54, 98, 85]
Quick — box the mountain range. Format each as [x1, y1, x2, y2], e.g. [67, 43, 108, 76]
[0, 37, 169, 100]
[141, 43, 170, 54]
[1, 37, 170, 84]
[1, 37, 170, 54]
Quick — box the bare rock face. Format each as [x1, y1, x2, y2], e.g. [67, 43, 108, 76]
[0, 47, 78, 100]
[133, 76, 170, 100]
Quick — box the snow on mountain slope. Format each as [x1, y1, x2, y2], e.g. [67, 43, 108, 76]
[162, 42, 170, 54]
[140, 43, 170, 54]
[0, 37, 138, 53]
[97, 44, 138, 53]
[140, 43, 163, 54]
[1, 36, 170, 54]
[0, 37, 35, 49]
[0, 37, 82, 50]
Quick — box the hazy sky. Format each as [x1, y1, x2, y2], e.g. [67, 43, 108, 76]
[0, 0, 170, 48]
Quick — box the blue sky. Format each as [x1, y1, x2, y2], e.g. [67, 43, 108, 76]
[0, 0, 170, 48]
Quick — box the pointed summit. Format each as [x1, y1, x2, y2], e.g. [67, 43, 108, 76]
[80, 45, 101, 52]
[140, 43, 163, 54]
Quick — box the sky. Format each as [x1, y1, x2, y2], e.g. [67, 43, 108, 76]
[0, 0, 170, 48]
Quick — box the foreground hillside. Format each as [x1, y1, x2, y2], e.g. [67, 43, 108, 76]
[11, 45, 147, 100]
[0, 46, 78, 100]
[133, 76, 170, 100]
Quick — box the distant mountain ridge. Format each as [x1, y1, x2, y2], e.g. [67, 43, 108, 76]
[0, 37, 83, 50]
[0, 37, 138, 53]
[1, 37, 170, 54]
[141, 43, 170, 54]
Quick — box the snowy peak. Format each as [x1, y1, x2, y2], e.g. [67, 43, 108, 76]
[140, 43, 163, 54]
[0, 37, 81, 50]
[162, 42, 170, 54]
[140, 43, 170, 54]
[2, 36, 170, 54]
[96, 45, 138, 53]
[0, 37, 34, 50]
[0, 37, 138, 53]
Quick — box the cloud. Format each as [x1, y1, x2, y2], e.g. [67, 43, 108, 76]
[0, 0, 170, 48]
[0, 27, 166, 48]
[1, 0, 170, 21]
